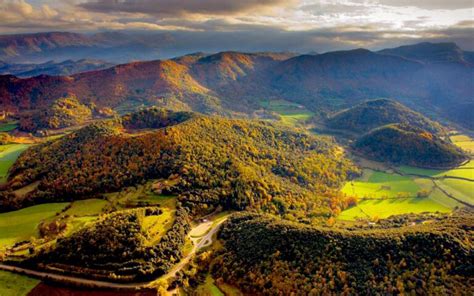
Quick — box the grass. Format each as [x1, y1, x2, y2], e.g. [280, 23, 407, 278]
[64, 199, 108, 217]
[0, 270, 39, 296]
[67, 216, 98, 234]
[341, 170, 422, 198]
[217, 282, 243, 296]
[0, 203, 69, 249]
[450, 134, 474, 154]
[436, 179, 473, 205]
[428, 188, 464, 209]
[142, 194, 177, 244]
[0, 122, 18, 132]
[396, 162, 473, 207]
[338, 167, 465, 220]
[0, 144, 29, 183]
[398, 162, 474, 180]
[260, 99, 314, 126]
[195, 275, 224, 296]
[338, 197, 451, 220]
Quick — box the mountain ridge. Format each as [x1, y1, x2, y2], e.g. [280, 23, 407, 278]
[0, 42, 473, 130]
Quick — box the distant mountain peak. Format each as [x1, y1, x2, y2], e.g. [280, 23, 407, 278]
[378, 42, 470, 65]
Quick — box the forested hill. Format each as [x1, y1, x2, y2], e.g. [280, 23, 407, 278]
[2, 108, 358, 220]
[0, 42, 473, 130]
[213, 212, 473, 295]
[326, 99, 444, 134]
[354, 124, 467, 168]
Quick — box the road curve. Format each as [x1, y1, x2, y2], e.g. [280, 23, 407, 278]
[0, 216, 228, 291]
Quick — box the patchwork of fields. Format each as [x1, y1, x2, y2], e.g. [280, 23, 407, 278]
[339, 136, 474, 220]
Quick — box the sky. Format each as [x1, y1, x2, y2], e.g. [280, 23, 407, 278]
[0, 0, 473, 52]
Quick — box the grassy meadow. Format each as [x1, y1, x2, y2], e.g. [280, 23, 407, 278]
[64, 199, 108, 217]
[0, 203, 69, 248]
[0, 122, 18, 132]
[341, 170, 423, 199]
[0, 271, 39, 296]
[339, 162, 472, 220]
[450, 134, 474, 154]
[0, 144, 29, 183]
[195, 275, 225, 296]
[338, 197, 451, 220]
[398, 160, 474, 180]
[260, 99, 314, 126]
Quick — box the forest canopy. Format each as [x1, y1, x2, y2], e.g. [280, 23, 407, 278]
[212, 211, 473, 295]
[3, 108, 359, 220]
[354, 123, 467, 168]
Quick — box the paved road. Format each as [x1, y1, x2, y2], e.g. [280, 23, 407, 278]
[162, 218, 227, 281]
[0, 216, 228, 291]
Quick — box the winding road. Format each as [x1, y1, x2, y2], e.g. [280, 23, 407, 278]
[0, 215, 228, 291]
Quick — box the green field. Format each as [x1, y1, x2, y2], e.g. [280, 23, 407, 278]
[451, 134, 474, 154]
[260, 99, 313, 126]
[436, 179, 473, 205]
[195, 275, 225, 296]
[0, 144, 29, 183]
[142, 195, 177, 243]
[64, 199, 108, 217]
[337, 197, 451, 220]
[428, 188, 464, 208]
[0, 271, 39, 296]
[341, 170, 422, 199]
[0, 122, 18, 132]
[0, 203, 69, 248]
[339, 167, 467, 220]
[398, 162, 474, 180]
[396, 162, 473, 207]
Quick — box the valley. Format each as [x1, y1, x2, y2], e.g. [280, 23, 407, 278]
[0, 40, 472, 295]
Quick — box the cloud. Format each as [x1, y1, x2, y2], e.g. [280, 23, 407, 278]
[0, 0, 473, 56]
[0, 0, 59, 24]
[79, 0, 295, 16]
[375, 0, 473, 10]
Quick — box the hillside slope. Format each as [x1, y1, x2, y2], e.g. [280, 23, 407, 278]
[27, 206, 190, 282]
[378, 42, 473, 65]
[354, 124, 467, 168]
[326, 99, 444, 134]
[213, 212, 473, 295]
[2, 108, 358, 220]
[0, 42, 472, 129]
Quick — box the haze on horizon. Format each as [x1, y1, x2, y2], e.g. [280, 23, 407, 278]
[0, 0, 473, 54]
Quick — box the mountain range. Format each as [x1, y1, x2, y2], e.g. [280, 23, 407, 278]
[0, 59, 114, 77]
[0, 31, 173, 63]
[0, 35, 473, 130]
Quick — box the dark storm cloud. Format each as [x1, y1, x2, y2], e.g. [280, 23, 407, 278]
[376, 0, 473, 10]
[79, 0, 294, 16]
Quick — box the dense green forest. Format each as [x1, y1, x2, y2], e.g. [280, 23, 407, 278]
[2, 108, 359, 220]
[326, 99, 444, 134]
[354, 124, 467, 168]
[211, 211, 473, 295]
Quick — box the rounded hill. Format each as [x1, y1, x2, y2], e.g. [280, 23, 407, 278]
[353, 124, 467, 168]
[3, 108, 358, 220]
[326, 99, 444, 134]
